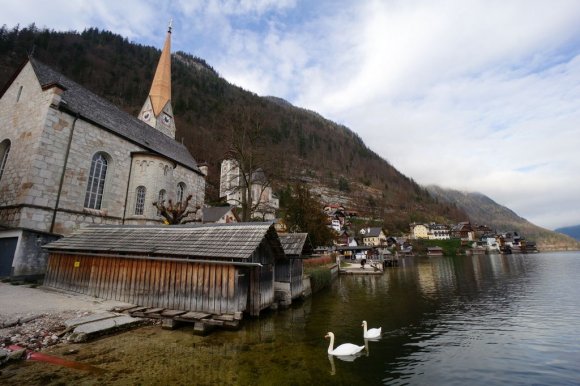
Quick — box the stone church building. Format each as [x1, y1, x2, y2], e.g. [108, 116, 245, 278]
[0, 25, 205, 277]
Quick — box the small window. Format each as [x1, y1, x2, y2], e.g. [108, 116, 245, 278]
[0, 139, 11, 182]
[16, 86, 23, 102]
[84, 152, 108, 209]
[176, 182, 186, 202]
[135, 186, 146, 215]
[157, 189, 166, 216]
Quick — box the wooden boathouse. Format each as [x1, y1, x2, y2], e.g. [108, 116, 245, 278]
[275, 233, 313, 304]
[43, 223, 285, 318]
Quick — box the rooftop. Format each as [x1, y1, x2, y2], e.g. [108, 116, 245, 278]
[29, 58, 201, 174]
[45, 223, 284, 260]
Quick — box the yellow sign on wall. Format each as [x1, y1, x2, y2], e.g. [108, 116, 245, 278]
[74, 261, 80, 268]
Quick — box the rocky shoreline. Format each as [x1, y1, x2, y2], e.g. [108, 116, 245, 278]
[0, 310, 89, 366]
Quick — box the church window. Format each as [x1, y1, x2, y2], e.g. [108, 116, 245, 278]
[157, 189, 166, 216]
[84, 152, 108, 209]
[176, 182, 186, 202]
[16, 86, 23, 102]
[0, 139, 11, 182]
[135, 186, 146, 215]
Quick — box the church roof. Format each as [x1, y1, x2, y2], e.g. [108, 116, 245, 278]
[29, 58, 202, 174]
[148, 28, 172, 116]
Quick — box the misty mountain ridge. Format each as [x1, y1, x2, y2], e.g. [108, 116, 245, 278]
[427, 185, 580, 250]
[555, 225, 580, 241]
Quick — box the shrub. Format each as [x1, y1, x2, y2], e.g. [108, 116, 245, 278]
[307, 267, 332, 293]
[303, 255, 333, 267]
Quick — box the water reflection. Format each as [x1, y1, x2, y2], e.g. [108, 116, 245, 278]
[2, 253, 580, 385]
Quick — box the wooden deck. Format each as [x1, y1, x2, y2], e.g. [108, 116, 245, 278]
[111, 304, 243, 334]
[339, 262, 384, 275]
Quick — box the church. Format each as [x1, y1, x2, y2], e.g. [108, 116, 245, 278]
[0, 25, 206, 277]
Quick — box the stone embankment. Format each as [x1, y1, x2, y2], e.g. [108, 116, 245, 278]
[0, 281, 138, 367]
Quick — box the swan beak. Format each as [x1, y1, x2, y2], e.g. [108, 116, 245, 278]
[324, 334, 329, 339]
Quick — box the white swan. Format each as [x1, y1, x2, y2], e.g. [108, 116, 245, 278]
[362, 320, 382, 339]
[325, 332, 365, 356]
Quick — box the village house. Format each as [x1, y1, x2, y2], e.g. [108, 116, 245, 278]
[473, 224, 494, 239]
[451, 222, 475, 241]
[360, 227, 387, 246]
[334, 229, 351, 246]
[428, 223, 451, 240]
[410, 223, 429, 239]
[0, 25, 205, 277]
[273, 218, 288, 233]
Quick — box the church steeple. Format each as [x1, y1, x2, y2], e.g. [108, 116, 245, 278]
[139, 21, 176, 138]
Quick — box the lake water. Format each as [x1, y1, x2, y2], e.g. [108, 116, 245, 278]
[3, 252, 580, 385]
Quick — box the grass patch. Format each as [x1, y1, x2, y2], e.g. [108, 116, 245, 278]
[413, 239, 467, 256]
[305, 266, 332, 293]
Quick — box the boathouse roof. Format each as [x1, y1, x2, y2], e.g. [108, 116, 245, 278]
[277, 233, 313, 257]
[44, 223, 284, 259]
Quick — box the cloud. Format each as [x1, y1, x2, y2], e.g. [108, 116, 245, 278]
[2, 0, 580, 229]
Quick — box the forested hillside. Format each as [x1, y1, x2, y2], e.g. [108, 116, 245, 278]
[0, 25, 466, 233]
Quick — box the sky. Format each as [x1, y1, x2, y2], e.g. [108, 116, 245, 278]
[2, 0, 580, 230]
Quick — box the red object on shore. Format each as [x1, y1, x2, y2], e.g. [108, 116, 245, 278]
[6, 345, 104, 373]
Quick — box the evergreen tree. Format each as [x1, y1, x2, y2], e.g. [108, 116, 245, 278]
[283, 184, 335, 247]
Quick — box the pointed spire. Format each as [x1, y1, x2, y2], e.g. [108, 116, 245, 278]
[148, 21, 172, 117]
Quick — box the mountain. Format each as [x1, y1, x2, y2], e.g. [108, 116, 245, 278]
[0, 25, 467, 234]
[427, 186, 580, 250]
[555, 225, 580, 241]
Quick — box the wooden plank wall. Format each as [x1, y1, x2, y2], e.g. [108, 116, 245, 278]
[44, 253, 246, 315]
[290, 259, 303, 299]
[259, 264, 274, 310]
[275, 260, 290, 282]
[246, 265, 274, 316]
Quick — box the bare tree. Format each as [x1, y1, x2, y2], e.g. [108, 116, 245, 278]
[220, 106, 279, 221]
[152, 194, 201, 224]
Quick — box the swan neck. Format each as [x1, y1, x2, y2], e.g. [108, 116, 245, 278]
[327, 334, 334, 354]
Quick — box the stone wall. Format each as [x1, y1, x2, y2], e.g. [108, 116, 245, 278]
[1, 62, 206, 235]
[0, 63, 54, 226]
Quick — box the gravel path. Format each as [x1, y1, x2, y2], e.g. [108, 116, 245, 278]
[0, 282, 131, 327]
[0, 282, 134, 354]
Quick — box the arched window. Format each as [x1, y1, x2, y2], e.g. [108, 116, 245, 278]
[157, 189, 166, 216]
[135, 186, 146, 215]
[176, 182, 186, 202]
[0, 139, 10, 182]
[84, 152, 108, 209]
